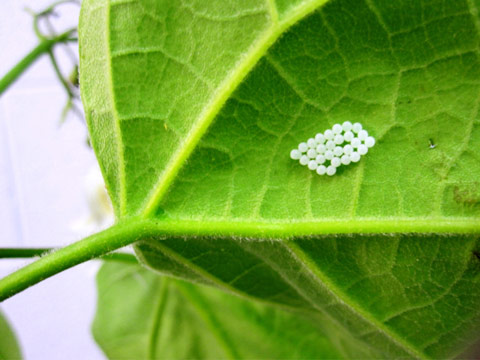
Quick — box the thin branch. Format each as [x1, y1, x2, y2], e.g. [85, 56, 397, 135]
[0, 248, 51, 258]
[48, 49, 74, 98]
[0, 218, 149, 302]
[0, 29, 76, 95]
[0, 248, 138, 264]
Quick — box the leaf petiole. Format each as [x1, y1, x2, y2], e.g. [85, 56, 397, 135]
[0, 218, 146, 302]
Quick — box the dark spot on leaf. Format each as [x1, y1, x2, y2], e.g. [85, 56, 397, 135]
[473, 251, 480, 262]
[429, 138, 436, 149]
[453, 183, 480, 207]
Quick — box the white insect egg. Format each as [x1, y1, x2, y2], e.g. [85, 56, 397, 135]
[352, 122, 362, 133]
[293, 122, 373, 175]
[358, 144, 368, 156]
[315, 133, 325, 144]
[307, 148, 317, 158]
[298, 142, 308, 152]
[343, 144, 353, 155]
[315, 154, 326, 164]
[334, 134, 344, 145]
[326, 165, 337, 176]
[350, 152, 361, 163]
[358, 130, 368, 141]
[333, 146, 344, 157]
[316, 144, 326, 154]
[300, 155, 309, 165]
[326, 140, 336, 150]
[341, 154, 351, 165]
[342, 121, 353, 132]
[316, 165, 327, 175]
[365, 136, 375, 148]
[324, 150, 334, 160]
[324, 129, 334, 140]
[332, 123, 343, 134]
[290, 149, 302, 160]
[351, 137, 361, 148]
[344, 131, 354, 142]
[331, 157, 341, 167]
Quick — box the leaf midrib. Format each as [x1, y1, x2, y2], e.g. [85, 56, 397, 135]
[137, 0, 332, 217]
[135, 218, 480, 236]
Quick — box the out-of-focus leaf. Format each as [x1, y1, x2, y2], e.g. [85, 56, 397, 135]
[93, 261, 377, 359]
[0, 310, 21, 360]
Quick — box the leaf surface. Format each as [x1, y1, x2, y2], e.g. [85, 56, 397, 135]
[79, 0, 480, 358]
[0, 310, 22, 360]
[94, 261, 378, 359]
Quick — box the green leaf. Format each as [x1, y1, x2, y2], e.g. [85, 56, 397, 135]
[94, 261, 378, 359]
[79, 0, 480, 358]
[0, 310, 22, 360]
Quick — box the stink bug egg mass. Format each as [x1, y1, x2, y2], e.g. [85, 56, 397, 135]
[290, 122, 375, 176]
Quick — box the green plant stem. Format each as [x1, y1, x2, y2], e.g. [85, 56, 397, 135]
[48, 50, 74, 98]
[1, 216, 478, 302]
[0, 248, 51, 258]
[0, 30, 76, 95]
[0, 248, 138, 264]
[0, 218, 146, 302]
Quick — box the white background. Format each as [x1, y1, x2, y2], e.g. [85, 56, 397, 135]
[0, 1, 106, 359]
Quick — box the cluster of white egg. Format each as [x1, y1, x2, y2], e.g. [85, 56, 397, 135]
[290, 121, 375, 176]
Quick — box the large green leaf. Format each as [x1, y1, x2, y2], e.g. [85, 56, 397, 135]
[94, 261, 379, 359]
[0, 310, 22, 360]
[79, 0, 480, 358]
